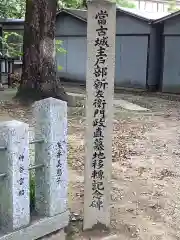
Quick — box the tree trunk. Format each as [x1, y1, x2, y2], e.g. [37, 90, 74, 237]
[17, 0, 71, 104]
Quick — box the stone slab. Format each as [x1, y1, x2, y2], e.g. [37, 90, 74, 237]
[0, 114, 13, 122]
[114, 99, 149, 111]
[101, 235, 122, 240]
[67, 92, 85, 97]
[0, 211, 69, 240]
[42, 229, 65, 240]
[67, 92, 148, 111]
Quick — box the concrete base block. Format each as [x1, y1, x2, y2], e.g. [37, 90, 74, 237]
[102, 235, 121, 240]
[41, 229, 66, 240]
[0, 211, 69, 240]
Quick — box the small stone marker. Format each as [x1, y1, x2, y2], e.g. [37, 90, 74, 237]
[84, 0, 116, 230]
[33, 98, 68, 217]
[0, 120, 30, 231]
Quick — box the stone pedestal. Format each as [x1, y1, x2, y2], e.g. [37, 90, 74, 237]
[0, 211, 69, 240]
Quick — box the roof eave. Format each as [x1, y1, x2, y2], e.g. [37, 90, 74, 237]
[58, 8, 152, 23]
[56, 9, 87, 22]
[0, 20, 24, 25]
[116, 8, 150, 23]
[153, 10, 180, 23]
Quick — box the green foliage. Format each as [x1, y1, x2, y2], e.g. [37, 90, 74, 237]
[0, 0, 135, 20]
[55, 40, 66, 70]
[0, 32, 66, 71]
[30, 173, 35, 211]
[58, 0, 87, 9]
[168, 0, 179, 12]
[0, 31, 23, 57]
[58, 0, 135, 9]
[10, 72, 21, 87]
[0, 0, 25, 18]
[56, 39, 66, 54]
[116, 0, 136, 8]
[0, 0, 134, 72]
[0, 32, 66, 56]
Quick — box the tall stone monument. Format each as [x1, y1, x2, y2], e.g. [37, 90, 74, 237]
[84, 0, 116, 230]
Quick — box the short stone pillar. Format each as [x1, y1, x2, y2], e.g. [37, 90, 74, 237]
[33, 98, 68, 217]
[84, 0, 116, 230]
[0, 120, 30, 231]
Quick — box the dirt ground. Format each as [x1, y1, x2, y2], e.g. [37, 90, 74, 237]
[1, 86, 180, 239]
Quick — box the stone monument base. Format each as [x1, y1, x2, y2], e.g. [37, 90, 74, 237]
[0, 211, 69, 240]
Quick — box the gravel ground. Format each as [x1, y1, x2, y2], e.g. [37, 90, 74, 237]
[67, 89, 180, 239]
[1, 87, 180, 239]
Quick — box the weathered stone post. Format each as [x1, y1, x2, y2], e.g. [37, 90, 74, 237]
[33, 98, 68, 217]
[84, 0, 116, 230]
[0, 120, 30, 231]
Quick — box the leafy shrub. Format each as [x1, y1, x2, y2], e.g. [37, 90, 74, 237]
[30, 173, 35, 212]
[9, 72, 21, 88]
